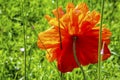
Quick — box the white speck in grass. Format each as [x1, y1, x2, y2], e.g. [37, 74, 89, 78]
[27, 36, 29, 39]
[67, 72, 71, 74]
[52, 0, 54, 3]
[38, 64, 42, 69]
[29, 73, 32, 77]
[19, 77, 24, 80]
[9, 57, 13, 61]
[15, 66, 20, 70]
[0, 9, 2, 14]
[20, 48, 25, 52]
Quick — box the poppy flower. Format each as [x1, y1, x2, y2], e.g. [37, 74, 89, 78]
[37, 2, 112, 73]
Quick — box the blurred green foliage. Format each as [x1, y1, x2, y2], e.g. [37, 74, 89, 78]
[0, 0, 120, 80]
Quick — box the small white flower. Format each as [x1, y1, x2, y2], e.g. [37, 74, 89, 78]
[27, 36, 30, 39]
[0, 10, 2, 14]
[20, 48, 25, 52]
[52, 0, 54, 3]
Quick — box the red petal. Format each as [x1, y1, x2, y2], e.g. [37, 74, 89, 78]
[56, 37, 78, 73]
[77, 35, 111, 65]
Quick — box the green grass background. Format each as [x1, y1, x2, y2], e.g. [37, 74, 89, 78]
[0, 0, 120, 80]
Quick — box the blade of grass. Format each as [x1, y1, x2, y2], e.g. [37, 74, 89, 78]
[21, 0, 27, 79]
[98, 0, 104, 80]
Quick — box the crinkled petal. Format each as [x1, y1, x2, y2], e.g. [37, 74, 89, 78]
[66, 2, 75, 12]
[48, 18, 59, 27]
[76, 26, 111, 65]
[52, 7, 64, 18]
[56, 37, 78, 73]
[47, 18, 67, 30]
[102, 28, 112, 43]
[69, 3, 89, 35]
[77, 36, 111, 65]
[84, 27, 112, 44]
[74, 3, 89, 15]
[45, 15, 52, 21]
[85, 11, 100, 26]
[80, 11, 100, 33]
[46, 48, 58, 62]
[37, 26, 60, 49]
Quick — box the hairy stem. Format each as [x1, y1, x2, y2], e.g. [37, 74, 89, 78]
[73, 37, 86, 80]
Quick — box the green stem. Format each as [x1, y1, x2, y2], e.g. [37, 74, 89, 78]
[60, 73, 64, 80]
[21, 0, 27, 80]
[73, 37, 86, 80]
[72, 0, 74, 3]
[98, 0, 104, 80]
[24, 25, 27, 80]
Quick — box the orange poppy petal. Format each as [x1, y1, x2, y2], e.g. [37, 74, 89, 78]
[37, 26, 60, 49]
[47, 18, 67, 30]
[48, 18, 59, 27]
[60, 3, 89, 36]
[102, 28, 112, 41]
[72, 3, 88, 26]
[66, 2, 75, 12]
[46, 48, 58, 62]
[45, 15, 52, 21]
[56, 38, 78, 73]
[80, 11, 100, 32]
[85, 11, 100, 26]
[85, 26, 111, 45]
[74, 3, 89, 15]
[52, 7, 64, 18]
[84, 27, 112, 39]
